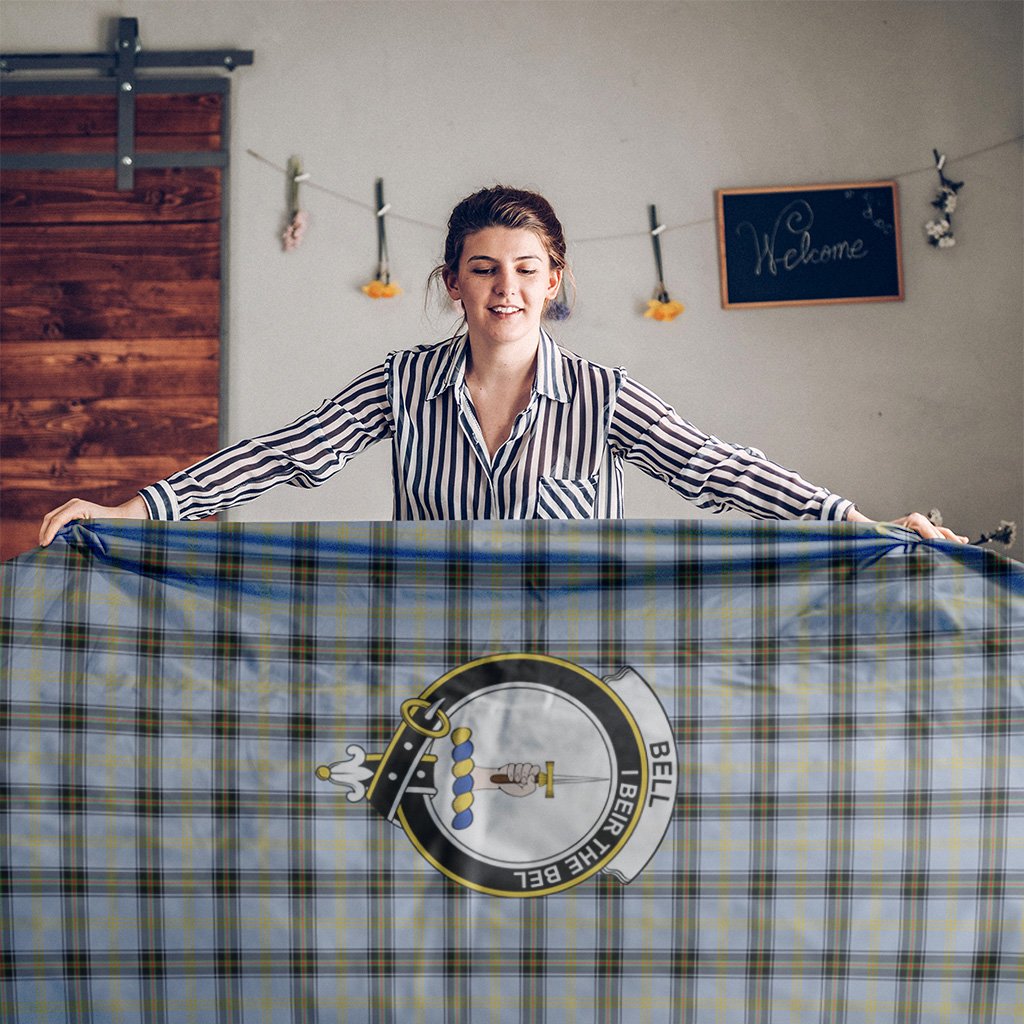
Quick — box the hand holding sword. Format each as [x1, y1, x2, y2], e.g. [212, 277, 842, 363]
[474, 760, 607, 799]
[448, 727, 610, 830]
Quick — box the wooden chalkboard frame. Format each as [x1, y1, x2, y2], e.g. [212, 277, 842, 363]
[716, 181, 904, 310]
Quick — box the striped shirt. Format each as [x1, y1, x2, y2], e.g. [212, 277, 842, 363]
[140, 331, 854, 522]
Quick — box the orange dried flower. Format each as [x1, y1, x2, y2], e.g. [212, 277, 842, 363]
[643, 299, 685, 322]
[361, 279, 402, 299]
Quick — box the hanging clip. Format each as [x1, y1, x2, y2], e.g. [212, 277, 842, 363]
[361, 178, 401, 298]
[648, 205, 669, 303]
[287, 156, 305, 216]
[643, 203, 684, 322]
[375, 178, 390, 283]
[931, 148, 963, 192]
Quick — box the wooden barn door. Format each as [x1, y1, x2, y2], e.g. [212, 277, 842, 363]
[0, 94, 223, 560]
[0, 22, 248, 561]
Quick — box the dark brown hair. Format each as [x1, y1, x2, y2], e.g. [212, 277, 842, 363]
[428, 185, 573, 318]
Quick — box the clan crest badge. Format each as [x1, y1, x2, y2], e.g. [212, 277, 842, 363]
[315, 654, 677, 897]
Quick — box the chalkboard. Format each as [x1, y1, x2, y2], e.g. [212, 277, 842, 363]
[716, 181, 904, 309]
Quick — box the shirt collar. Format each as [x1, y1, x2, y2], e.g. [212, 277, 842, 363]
[535, 328, 571, 403]
[425, 334, 469, 399]
[426, 329, 570, 403]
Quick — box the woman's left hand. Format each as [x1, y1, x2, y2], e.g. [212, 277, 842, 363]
[847, 508, 969, 543]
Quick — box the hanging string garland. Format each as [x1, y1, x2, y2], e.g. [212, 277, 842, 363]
[281, 155, 309, 252]
[248, 132, 1021, 303]
[924, 149, 964, 249]
[643, 204, 685, 322]
[361, 178, 401, 299]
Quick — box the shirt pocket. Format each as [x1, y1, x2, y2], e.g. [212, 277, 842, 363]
[534, 475, 599, 519]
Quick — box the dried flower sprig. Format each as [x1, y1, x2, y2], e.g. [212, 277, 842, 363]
[644, 298, 685, 322]
[971, 521, 1017, 547]
[643, 204, 684, 322]
[283, 210, 308, 251]
[361, 279, 402, 299]
[925, 150, 963, 249]
[934, 509, 1017, 547]
[546, 276, 572, 321]
[362, 177, 400, 299]
[282, 156, 310, 252]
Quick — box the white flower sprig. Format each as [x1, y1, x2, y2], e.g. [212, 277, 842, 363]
[972, 521, 1017, 547]
[931, 509, 1017, 548]
[925, 150, 963, 249]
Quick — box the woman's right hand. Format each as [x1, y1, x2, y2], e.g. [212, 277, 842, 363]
[39, 495, 149, 548]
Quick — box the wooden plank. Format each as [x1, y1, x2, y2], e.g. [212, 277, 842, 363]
[1, 455, 204, 519]
[1, 168, 222, 224]
[0, 222, 220, 283]
[1, 338, 219, 398]
[1, 519, 44, 562]
[1, 279, 219, 340]
[1, 397, 219, 458]
[0, 93, 223, 138]
[1, 134, 222, 155]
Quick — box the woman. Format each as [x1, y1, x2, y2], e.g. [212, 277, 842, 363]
[39, 186, 967, 545]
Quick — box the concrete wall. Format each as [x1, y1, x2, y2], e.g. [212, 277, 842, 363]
[4, 0, 1021, 555]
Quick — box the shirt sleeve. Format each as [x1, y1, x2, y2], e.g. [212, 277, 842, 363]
[139, 360, 394, 520]
[607, 374, 855, 521]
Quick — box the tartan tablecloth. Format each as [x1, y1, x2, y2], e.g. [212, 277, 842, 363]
[1, 519, 1021, 1024]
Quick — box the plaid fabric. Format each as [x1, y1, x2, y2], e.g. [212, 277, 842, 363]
[1, 519, 1021, 1024]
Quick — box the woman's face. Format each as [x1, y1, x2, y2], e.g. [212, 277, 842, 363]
[445, 227, 561, 350]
